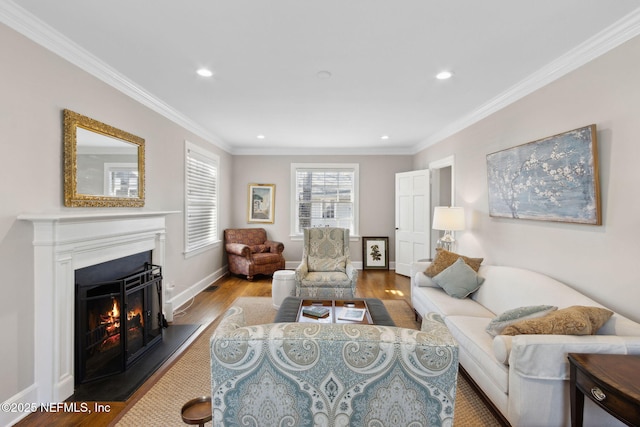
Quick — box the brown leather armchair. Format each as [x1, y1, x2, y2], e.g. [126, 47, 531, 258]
[224, 228, 285, 280]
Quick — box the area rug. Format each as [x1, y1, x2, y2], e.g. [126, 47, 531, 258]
[115, 297, 501, 426]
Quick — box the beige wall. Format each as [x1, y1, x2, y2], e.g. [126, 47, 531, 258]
[414, 34, 640, 323]
[230, 155, 414, 264]
[0, 24, 232, 405]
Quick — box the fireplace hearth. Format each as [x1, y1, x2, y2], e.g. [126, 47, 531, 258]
[75, 257, 162, 384]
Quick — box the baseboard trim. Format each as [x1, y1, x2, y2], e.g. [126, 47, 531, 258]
[1, 383, 39, 427]
[168, 266, 228, 313]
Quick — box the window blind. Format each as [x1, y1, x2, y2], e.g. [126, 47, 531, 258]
[294, 167, 355, 234]
[185, 145, 218, 253]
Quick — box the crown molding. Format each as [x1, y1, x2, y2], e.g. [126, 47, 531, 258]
[4, 1, 639, 158]
[0, 0, 232, 153]
[230, 144, 415, 156]
[412, 7, 640, 154]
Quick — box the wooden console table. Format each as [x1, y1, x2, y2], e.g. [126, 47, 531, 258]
[568, 353, 640, 426]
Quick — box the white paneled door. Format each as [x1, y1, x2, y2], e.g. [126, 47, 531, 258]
[395, 170, 430, 276]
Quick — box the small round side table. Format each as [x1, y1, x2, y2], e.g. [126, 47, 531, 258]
[181, 396, 212, 427]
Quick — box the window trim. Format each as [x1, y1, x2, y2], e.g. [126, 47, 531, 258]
[184, 140, 220, 258]
[290, 163, 360, 240]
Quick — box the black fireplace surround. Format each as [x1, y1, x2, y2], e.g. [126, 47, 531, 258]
[75, 252, 162, 384]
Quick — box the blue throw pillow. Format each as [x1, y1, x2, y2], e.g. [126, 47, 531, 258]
[432, 257, 485, 299]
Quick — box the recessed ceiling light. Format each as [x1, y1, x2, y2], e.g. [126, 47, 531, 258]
[197, 68, 213, 77]
[436, 71, 453, 80]
[381, 135, 390, 140]
[257, 135, 266, 139]
[316, 70, 332, 79]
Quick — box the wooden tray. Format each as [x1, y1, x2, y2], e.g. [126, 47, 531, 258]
[296, 299, 373, 324]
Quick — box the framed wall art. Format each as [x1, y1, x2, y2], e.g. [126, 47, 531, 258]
[486, 124, 601, 225]
[362, 236, 389, 270]
[248, 183, 275, 223]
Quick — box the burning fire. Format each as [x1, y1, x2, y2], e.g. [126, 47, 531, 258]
[111, 300, 119, 318]
[101, 299, 121, 336]
[94, 297, 145, 352]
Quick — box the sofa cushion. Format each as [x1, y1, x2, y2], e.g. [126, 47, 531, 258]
[445, 315, 509, 394]
[486, 305, 558, 337]
[308, 255, 347, 272]
[301, 271, 352, 286]
[250, 244, 269, 253]
[415, 286, 496, 318]
[432, 258, 485, 299]
[415, 271, 438, 287]
[424, 248, 483, 277]
[252, 252, 284, 265]
[471, 265, 603, 317]
[501, 305, 613, 336]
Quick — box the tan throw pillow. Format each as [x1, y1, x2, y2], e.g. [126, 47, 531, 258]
[501, 306, 613, 336]
[486, 305, 558, 337]
[424, 248, 484, 277]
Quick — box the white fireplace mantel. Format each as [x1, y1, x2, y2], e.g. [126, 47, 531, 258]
[18, 210, 178, 403]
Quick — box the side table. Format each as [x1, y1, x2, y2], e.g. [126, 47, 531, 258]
[181, 396, 212, 427]
[568, 353, 640, 426]
[271, 270, 296, 309]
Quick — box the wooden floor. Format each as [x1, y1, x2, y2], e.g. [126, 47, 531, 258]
[15, 270, 411, 427]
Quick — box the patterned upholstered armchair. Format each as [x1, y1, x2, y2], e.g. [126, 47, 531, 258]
[295, 227, 357, 298]
[224, 228, 285, 280]
[211, 306, 459, 426]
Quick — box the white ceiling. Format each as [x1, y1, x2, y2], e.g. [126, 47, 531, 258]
[3, 0, 640, 155]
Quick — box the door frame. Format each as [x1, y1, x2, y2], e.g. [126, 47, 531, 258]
[429, 155, 456, 252]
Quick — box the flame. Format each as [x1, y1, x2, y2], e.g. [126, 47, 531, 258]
[111, 299, 119, 318]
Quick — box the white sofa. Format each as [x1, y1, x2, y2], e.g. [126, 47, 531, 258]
[411, 260, 640, 427]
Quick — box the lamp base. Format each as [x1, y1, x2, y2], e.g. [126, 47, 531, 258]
[436, 232, 456, 252]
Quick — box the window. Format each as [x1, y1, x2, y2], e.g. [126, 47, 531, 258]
[104, 163, 138, 197]
[184, 141, 219, 256]
[291, 163, 359, 237]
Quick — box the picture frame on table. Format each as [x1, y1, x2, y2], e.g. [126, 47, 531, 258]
[248, 183, 275, 223]
[362, 236, 389, 270]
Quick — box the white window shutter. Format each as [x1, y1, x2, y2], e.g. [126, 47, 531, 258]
[185, 142, 218, 253]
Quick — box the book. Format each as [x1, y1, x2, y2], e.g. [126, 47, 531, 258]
[302, 306, 331, 318]
[338, 307, 366, 322]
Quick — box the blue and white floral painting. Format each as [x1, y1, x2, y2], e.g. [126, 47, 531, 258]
[486, 125, 601, 224]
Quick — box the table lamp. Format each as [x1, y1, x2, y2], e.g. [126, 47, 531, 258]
[432, 206, 465, 252]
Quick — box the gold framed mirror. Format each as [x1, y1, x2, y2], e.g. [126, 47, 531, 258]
[64, 109, 145, 207]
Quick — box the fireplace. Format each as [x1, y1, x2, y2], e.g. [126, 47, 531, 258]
[75, 253, 162, 384]
[18, 210, 175, 403]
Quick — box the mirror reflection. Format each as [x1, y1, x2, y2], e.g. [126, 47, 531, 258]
[76, 127, 139, 197]
[64, 110, 145, 207]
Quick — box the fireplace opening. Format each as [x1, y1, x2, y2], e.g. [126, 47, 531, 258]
[75, 252, 163, 384]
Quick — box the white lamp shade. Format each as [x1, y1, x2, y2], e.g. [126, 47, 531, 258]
[432, 207, 465, 231]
